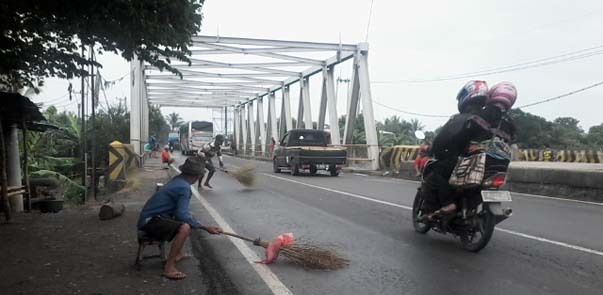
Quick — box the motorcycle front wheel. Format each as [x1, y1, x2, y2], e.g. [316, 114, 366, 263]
[412, 189, 431, 234]
[460, 204, 496, 252]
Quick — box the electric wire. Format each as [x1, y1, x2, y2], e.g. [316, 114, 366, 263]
[373, 45, 603, 84]
[517, 80, 603, 109]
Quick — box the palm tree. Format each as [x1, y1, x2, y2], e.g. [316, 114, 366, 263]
[166, 112, 184, 131]
[410, 119, 425, 132]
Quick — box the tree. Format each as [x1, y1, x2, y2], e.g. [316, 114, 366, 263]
[586, 124, 603, 147]
[166, 112, 184, 131]
[149, 105, 170, 144]
[1, 0, 204, 90]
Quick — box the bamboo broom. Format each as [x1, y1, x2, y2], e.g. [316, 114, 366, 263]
[222, 231, 349, 271]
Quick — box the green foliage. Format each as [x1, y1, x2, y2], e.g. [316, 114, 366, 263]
[508, 109, 601, 150]
[166, 112, 184, 131]
[30, 170, 86, 204]
[92, 101, 130, 167]
[1, 0, 205, 90]
[149, 105, 171, 144]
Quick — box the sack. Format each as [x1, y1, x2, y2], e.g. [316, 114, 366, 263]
[480, 137, 512, 161]
[449, 153, 486, 188]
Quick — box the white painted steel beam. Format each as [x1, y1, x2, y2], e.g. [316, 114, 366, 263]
[280, 86, 292, 139]
[296, 82, 304, 129]
[357, 50, 379, 170]
[242, 105, 248, 153]
[194, 43, 324, 65]
[233, 107, 239, 151]
[325, 66, 340, 145]
[301, 78, 312, 129]
[318, 69, 328, 131]
[130, 58, 143, 154]
[343, 54, 360, 144]
[256, 97, 266, 155]
[192, 35, 358, 51]
[267, 92, 278, 148]
[247, 102, 256, 155]
[156, 103, 227, 109]
[190, 47, 348, 55]
[147, 71, 287, 83]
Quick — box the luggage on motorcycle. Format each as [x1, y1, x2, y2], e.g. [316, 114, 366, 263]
[480, 137, 512, 161]
[449, 152, 486, 188]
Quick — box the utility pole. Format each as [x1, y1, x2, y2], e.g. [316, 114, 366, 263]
[89, 45, 97, 201]
[80, 45, 87, 201]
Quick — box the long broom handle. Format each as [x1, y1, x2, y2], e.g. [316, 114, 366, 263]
[221, 231, 269, 247]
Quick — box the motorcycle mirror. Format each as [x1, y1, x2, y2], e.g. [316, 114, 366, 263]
[414, 130, 426, 140]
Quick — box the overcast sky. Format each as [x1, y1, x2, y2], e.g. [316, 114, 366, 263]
[33, 0, 603, 132]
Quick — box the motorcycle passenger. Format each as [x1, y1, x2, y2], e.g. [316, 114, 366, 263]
[421, 80, 489, 217]
[198, 134, 225, 189]
[422, 81, 518, 219]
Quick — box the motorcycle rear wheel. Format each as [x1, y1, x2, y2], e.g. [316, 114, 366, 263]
[460, 205, 496, 252]
[412, 189, 431, 234]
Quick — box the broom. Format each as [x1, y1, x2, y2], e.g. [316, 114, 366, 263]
[221, 164, 256, 187]
[222, 231, 350, 271]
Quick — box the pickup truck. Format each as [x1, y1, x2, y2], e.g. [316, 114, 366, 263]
[273, 129, 347, 176]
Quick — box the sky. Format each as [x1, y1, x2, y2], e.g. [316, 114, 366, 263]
[32, 0, 603, 132]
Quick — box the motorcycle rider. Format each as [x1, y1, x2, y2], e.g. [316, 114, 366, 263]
[421, 81, 517, 219]
[198, 134, 225, 189]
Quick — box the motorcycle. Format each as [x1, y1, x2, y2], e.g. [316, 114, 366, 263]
[412, 154, 513, 252]
[168, 142, 175, 153]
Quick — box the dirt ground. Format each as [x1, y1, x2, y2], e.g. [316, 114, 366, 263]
[0, 160, 213, 295]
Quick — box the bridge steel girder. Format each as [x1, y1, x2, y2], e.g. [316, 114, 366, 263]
[256, 97, 266, 155]
[279, 86, 293, 140]
[247, 102, 256, 155]
[267, 92, 278, 149]
[133, 36, 379, 169]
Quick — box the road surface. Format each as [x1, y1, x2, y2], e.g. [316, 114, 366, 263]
[174, 154, 603, 295]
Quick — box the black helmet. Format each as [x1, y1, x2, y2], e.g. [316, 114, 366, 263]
[215, 134, 225, 145]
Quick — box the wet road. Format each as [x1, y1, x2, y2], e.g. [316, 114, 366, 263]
[176, 154, 603, 295]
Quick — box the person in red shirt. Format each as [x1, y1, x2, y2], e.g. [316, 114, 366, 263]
[414, 141, 431, 177]
[162, 146, 174, 165]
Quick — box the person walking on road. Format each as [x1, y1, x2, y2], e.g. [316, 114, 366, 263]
[137, 157, 223, 280]
[198, 134, 225, 189]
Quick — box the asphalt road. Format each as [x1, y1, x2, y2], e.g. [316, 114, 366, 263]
[174, 154, 603, 295]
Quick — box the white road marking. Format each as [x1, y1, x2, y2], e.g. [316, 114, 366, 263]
[495, 228, 603, 257]
[335, 170, 603, 207]
[263, 172, 603, 258]
[263, 173, 412, 210]
[171, 164, 293, 295]
[513, 192, 603, 206]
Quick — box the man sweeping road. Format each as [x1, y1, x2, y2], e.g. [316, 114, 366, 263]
[137, 157, 223, 280]
[198, 134, 225, 189]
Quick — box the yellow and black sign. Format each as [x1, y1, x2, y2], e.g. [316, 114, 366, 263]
[108, 141, 138, 181]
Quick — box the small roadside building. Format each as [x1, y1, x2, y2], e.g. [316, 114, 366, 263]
[0, 92, 48, 221]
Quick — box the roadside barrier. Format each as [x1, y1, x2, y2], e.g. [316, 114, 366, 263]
[516, 149, 603, 163]
[380, 145, 420, 171]
[107, 141, 139, 190]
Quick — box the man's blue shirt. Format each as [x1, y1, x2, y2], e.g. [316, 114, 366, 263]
[137, 175, 202, 229]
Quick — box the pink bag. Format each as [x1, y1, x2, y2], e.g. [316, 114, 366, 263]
[259, 233, 295, 264]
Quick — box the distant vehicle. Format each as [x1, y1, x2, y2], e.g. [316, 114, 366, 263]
[273, 129, 347, 176]
[168, 132, 179, 151]
[180, 121, 213, 155]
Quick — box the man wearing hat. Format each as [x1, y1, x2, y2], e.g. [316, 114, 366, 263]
[137, 157, 222, 280]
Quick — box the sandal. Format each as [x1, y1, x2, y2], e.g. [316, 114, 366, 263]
[162, 271, 187, 280]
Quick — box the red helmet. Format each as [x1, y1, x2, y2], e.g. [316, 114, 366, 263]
[487, 82, 517, 111]
[456, 80, 488, 113]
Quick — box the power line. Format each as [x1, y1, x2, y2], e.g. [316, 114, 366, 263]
[373, 100, 449, 118]
[365, 0, 375, 42]
[373, 45, 603, 84]
[517, 80, 603, 109]
[43, 93, 69, 104]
